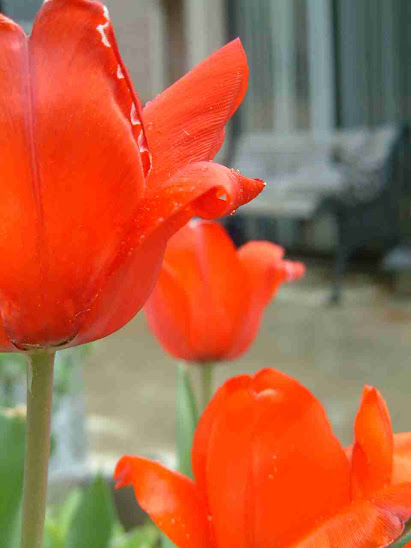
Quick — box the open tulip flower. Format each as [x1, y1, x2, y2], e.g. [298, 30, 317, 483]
[0, 0, 263, 352]
[115, 369, 411, 547]
[1, 2, 264, 545]
[145, 220, 305, 363]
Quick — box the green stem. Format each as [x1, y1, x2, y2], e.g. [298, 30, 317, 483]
[176, 362, 198, 478]
[21, 350, 55, 548]
[200, 362, 214, 411]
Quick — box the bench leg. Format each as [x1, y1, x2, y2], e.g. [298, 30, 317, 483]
[330, 247, 348, 305]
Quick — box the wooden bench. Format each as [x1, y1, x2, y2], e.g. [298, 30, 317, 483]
[226, 125, 407, 302]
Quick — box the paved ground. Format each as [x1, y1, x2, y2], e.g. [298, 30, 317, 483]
[82, 259, 411, 471]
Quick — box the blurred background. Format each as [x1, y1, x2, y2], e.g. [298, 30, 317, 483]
[1, 0, 411, 496]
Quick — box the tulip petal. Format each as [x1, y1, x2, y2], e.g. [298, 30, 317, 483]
[137, 162, 264, 229]
[201, 385, 259, 547]
[144, 39, 248, 186]
[351, 386, 393, 499]
[281, 260, 306, 283]
[0, 15, 38, 350]
[192, 374, 252, 503]
[71, 227, 166, 346]
[226, 242, 285, 359]
[393, 433, 411, 485]
[144, 263, 194, 360]
[73, 163, 262, 345]
[0, 1, 148, 348]
[0, 321, 15, 352]
[237, 242, 286, 304]
[194, 369, 350, 547]
[296, 483, 411, 547]
[114, 456, 209, 548]
[246, 369, 351, 546]
[146, 221, 250, 361]
[346, 431, 411, 486]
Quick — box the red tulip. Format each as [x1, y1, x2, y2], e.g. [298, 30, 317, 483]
[115, 369, 411, 547]
[144, 220, 305, 362]
[0, 1, 263, 352]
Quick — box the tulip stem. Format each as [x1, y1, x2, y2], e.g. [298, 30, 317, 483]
[200, 362, 214, 410]
[21, 350, 55, 548]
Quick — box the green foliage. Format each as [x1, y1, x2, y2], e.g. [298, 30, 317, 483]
[65, 475, 116, 548]
[0, 402, 160, 548]
[0, 346, 92, 408]
[44, 482, 161, 548]
[111, 524, 160, 547]
[0, 407, 26, 548]
[44, 490, 82, 548]
[0, 354, 26, 407]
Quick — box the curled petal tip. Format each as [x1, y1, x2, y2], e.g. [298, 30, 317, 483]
[233, 173, 265, 208]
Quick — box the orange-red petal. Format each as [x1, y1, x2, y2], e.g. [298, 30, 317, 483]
[237, 241, 286, 304]
[145, 220, 250, 361]
[193, 369, 350, 546]
[0, 318, 14, 352]
[71, 227, 166, 346]
[246, 369, 351, 546]
[0, 1, 147, 348]
[74, 164, 262, 345]
[0, 15, 38, 350]
[114, 456, 209, 548]
[351, 386, 393, 500]
[144, 39, 248, 187]
[130, 162, 264, 244]
[144, 263, 194, 360]
[192, 374, 252, 504]
[296, 483, 411, 547]
[393, 433, 411, 485]
[201, 385, 259, 547]
[281, 260, 306, 283]
[226, 242, 286, 359]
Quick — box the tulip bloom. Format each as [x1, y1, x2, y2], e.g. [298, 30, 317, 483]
[115, 369, 411, 547]
[0, 0, 263, 352]
[145, 220, 305, 363]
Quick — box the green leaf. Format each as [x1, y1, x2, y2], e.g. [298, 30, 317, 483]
[0, 407, 26, 548]
[175, 363, 198, 479]
[57, 488, 82, 536]
[44, 489, 84, 548]
[44, 514, 64, 548]
[111, 523, 160, 547]
[66, 475, 116, 548]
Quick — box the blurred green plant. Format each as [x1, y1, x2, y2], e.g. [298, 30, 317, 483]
[44, 477, 160, 548]
[0, 354, 26, 408]
[0, 346, 92, 409]
[0, 391, 160, 548]
[0, 407, 26, 548]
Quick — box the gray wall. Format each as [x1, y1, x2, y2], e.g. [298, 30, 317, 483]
[335, 0, 411, 127]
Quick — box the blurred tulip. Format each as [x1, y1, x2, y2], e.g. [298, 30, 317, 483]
[0, 1, 263, 352]
[115, 369, 411, 548]
[145, 220, 305, 363]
